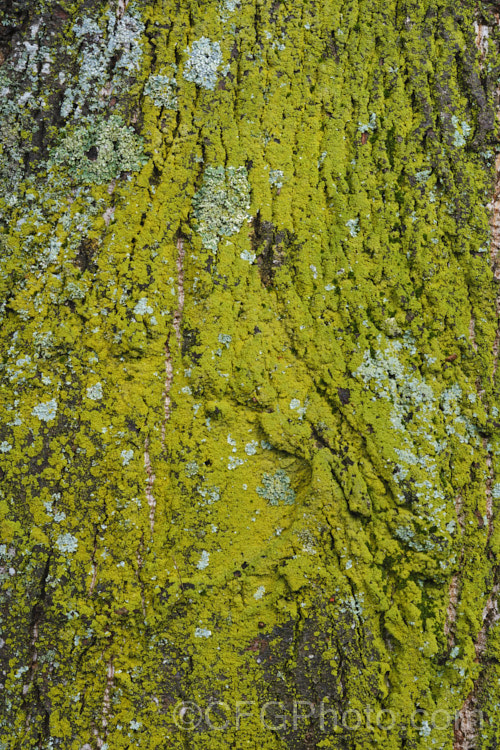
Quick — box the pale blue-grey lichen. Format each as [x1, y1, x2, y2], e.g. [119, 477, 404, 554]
[240, 249, 256, 262]
[32, 399, 58, 422]
[86, 382, 103, 401]
[185, 460, 199, 477]
[451, 116, 472, 148]
[121, 449, 134, 466]
[192, 166, 251, 251]
[415, 169, 432, 184]
[183, 37, 223, 90]
[0, 26, 57, 195]
[133, 297, 154, 315]
[354, 337, 480, 562]
[253, 585, 266, 600]
[394, 525, 434, 553]
[269, 169, 284, 189]
[196, 550, 210, 570]
[346, 217, 360, 237]
[33, 331, 54, 359]
[63, 12, 144, 120]
[257, 469, 295, 505]
[144, 73, 177, 109]
[357, 113, 377, 133]
[289, 398, 306, 418]
[51, 115, 147, 185]
[228, 456, 244, 470]
[194, 627, 211, 638]
[56, 533, 78, 554]
[245, 441, 258, 456]
[65, 282, 86, 301]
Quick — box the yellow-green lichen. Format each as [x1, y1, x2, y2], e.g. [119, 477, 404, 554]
[1, 0, 500, 748]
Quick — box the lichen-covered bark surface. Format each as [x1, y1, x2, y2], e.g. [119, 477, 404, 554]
[2, 0, 500, 747]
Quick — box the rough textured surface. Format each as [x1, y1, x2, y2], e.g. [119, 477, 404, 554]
[1, 0, 500, 748]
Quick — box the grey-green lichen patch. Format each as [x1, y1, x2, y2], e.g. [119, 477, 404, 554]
[50, 115, 147, 184]
[63, 11, 145, 120]
[121, 449, 134, 466]
[268, 169, 284, 189]
[345, 217, 360, 237]
[357, 112, 377, 133]
[0, 46, 52, 195]
[144, 73, 177, 109]
[289, 398, 306, 418]
[184, 460, 199, 477]
[253, 585, 266, 599]
[31, 399, 57, 422]
[183, 37, 223, 90]
[256, 469, 295, 505]
[394, 524, 434, 553]
[451, 115, 472, 147]
[194, 626, 211, 638]
[64, 281, 86, 301]
[245, 440, 258, 456]
[55, 533, 78, 554]
[86, 383, 103, 401]
[196, 550, 210, 570]
[133, 297, 154, 315]
[192, 166, 251, 251]
[352, 334, 484, 571]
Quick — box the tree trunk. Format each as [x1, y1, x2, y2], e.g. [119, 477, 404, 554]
[2, 0, 500, 747]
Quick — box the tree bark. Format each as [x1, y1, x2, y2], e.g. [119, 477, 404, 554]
[1, 0, 500, 748]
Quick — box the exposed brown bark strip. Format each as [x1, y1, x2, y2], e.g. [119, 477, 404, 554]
[173, 237, 185, 347]
[144, 436, 157, 533]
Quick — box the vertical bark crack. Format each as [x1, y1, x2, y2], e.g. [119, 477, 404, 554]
[161, 333, 174, 450]
[144, 436, 157, 533]
[173, 237, 185, 346]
